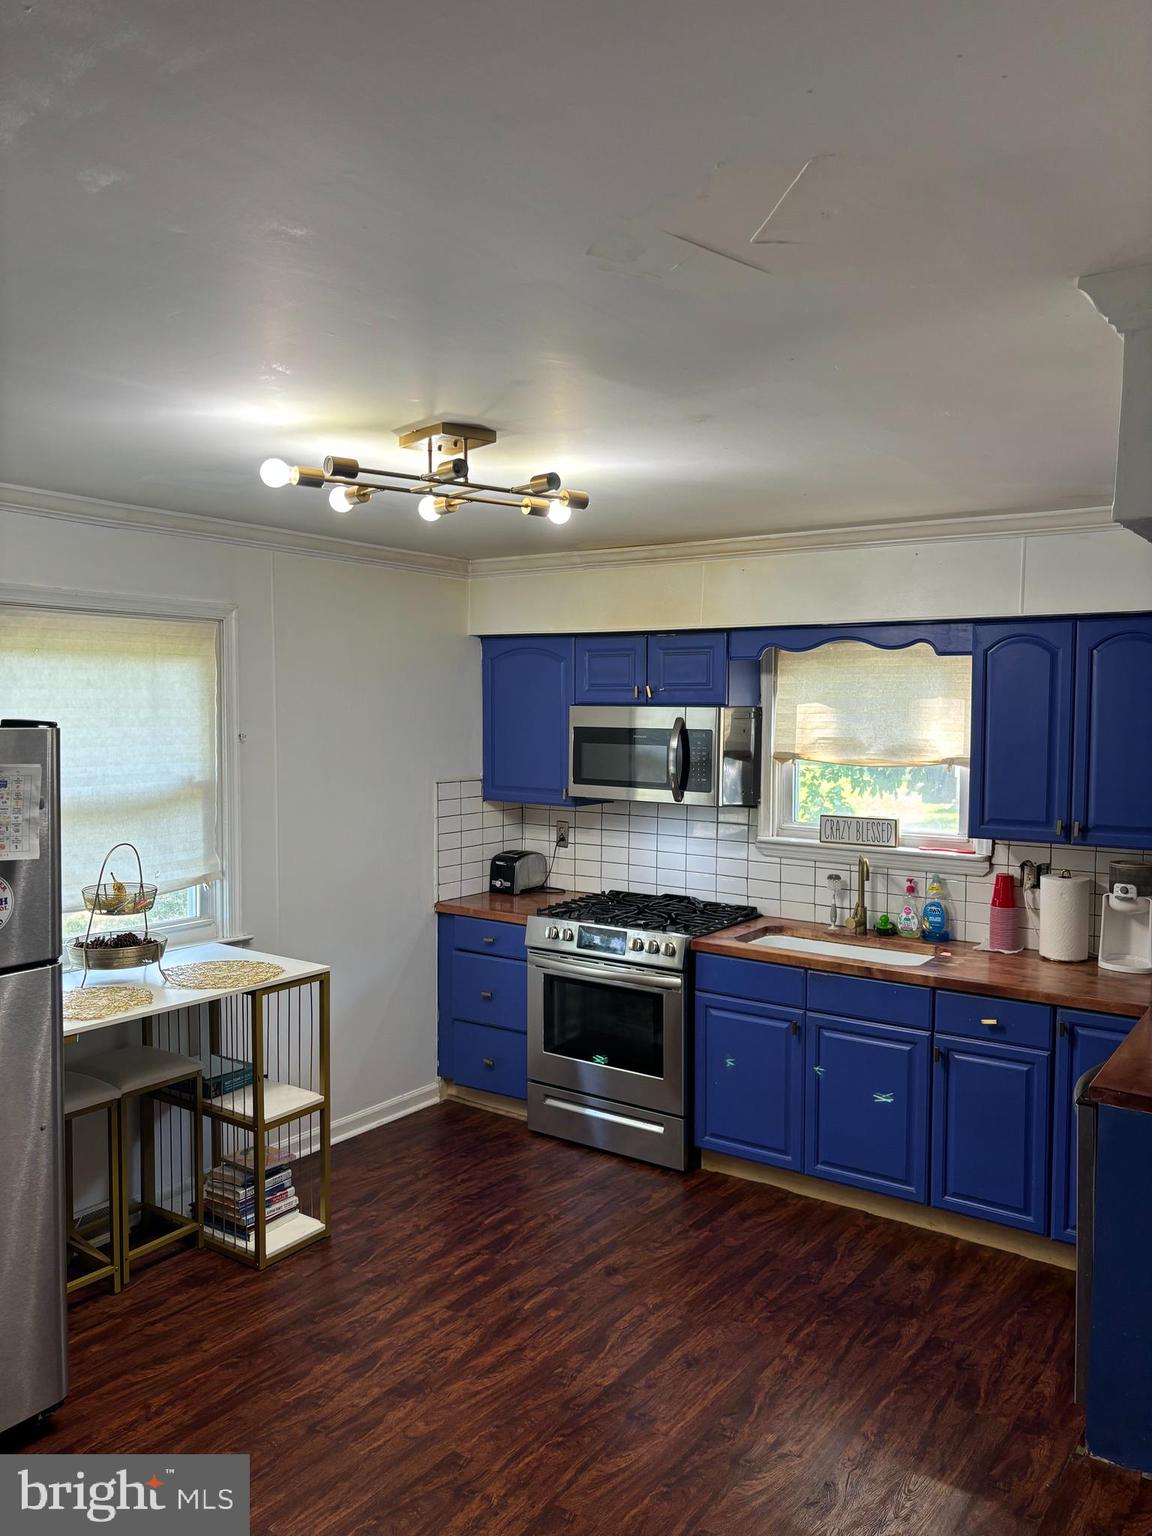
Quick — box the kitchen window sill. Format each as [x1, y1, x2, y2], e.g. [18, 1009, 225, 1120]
[752, 836, 992, 876]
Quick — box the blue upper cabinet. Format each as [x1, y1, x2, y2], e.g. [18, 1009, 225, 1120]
[574, 635, 647, 703]
[968, 621, 1075, 842]
[1071, 618, 1152, 848]
[482, 635, 578, 805]
[647, 632, 728, 703]
[574, 631, 729, 704]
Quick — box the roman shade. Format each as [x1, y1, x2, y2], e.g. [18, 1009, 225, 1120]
[772, 641, 971, 766]
[0, 607, 222, 909]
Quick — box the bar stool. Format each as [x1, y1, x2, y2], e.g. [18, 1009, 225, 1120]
[63, 1071, 123, 1295]
[79, 1045, 204, 1285]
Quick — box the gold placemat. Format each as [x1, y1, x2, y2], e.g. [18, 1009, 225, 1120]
[63, 985, 154, 1022]
[163, 959, 285, 990]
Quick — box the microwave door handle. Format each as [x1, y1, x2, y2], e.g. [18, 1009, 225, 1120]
[667, 716, 688, 802]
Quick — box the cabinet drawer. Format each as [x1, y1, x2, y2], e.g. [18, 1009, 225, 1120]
[450, 951, 527, 1030]
[935, 990, 1052, 1050]
[453, 915, 527, 961]
[694, 954, 805, 1009]
[806, 971, 931, 1030]
[452, 1021, 527, 1099]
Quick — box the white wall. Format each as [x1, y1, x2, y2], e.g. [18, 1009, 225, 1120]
[0, 506, 480, 1130]
[466, 519, 1152, 634]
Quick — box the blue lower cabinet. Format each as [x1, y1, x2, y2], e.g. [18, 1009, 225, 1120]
[931, 1034, 1050, 1233]
[1051, 1009, 1136, 1243]
[804, 1013, 930, 1202]
[694, 993, 804, 1169]
[450, 950, 527, 1031]
[452, 1020, 527, 1099]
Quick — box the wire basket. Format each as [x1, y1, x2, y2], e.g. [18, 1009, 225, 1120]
[70, 934, 168, 971]
[82, 879, 158, 916]
[77, 843, 167, 985]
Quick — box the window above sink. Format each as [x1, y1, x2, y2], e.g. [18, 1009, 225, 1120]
[757, 641, 992, 871]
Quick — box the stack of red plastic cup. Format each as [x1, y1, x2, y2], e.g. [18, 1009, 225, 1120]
[989, 871, 1019, 951]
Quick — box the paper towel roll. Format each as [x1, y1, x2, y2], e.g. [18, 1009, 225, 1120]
[1039, 872, 1092, 962]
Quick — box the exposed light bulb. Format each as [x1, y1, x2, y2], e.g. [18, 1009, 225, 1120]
[546, 501, 572, 525]
[259, 457, 291, 488]
[329, 485, 361, 513]
[417, 495, 441, 522]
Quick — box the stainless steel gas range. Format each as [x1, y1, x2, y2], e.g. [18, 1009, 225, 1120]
[525, 891, 756, 1170]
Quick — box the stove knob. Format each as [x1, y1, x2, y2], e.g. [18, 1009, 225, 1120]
[646, 939, 660, 953]
[663, 941, 677, 956]
[545, 925, 560, 940]
[629, 937, 645, 950]
[562, 927, 575, 941]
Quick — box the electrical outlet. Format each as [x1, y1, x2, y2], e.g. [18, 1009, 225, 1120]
[555, 820, 570, 849]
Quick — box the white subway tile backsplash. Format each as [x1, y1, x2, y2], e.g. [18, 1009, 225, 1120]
[717, 822, 746, 843]
[686, 836, 718, 859]
[433, 780, 1134, 956]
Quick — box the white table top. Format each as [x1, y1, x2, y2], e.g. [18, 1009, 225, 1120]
[62, 942, 329, 1038]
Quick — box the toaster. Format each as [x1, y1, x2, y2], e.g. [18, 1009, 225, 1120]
[489, 850, 548, 895]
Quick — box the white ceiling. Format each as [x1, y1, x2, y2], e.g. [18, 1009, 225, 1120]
[1, 0, 1150, 559]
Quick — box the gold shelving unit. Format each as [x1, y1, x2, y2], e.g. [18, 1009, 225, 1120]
[147, 971, 331, 1269]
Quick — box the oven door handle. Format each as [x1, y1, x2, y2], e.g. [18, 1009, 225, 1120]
[667, 716, 689, 802]
[528, 954, 683, 992]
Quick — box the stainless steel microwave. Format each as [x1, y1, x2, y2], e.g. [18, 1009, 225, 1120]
[568, 705, 761, 807]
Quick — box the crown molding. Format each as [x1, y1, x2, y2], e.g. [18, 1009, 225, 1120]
[0, 483, 1118, 580]
[465, 504, 1117, 577]
[0, 482, 470, 579]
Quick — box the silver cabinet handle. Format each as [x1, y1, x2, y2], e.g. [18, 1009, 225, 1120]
[482, 1057, 495, 1069]
[645, 683, 654, 699]
[482, 936, 495, 944]
[480, 990, 493, 1000]
[633, 684, 640, 699]
[1073, 820, 1082, 839]
[1055, 818, 1064, 836]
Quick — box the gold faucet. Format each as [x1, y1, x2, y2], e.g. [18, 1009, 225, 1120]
[849, 856, 870, 935]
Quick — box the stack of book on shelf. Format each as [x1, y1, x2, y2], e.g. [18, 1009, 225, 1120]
[202, 1144, 298, 1241]
[169, 1054, 254, 1104]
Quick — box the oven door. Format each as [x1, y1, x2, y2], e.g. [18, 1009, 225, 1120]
[527, 951, 684, 1116]
[568, 706, 719, 805]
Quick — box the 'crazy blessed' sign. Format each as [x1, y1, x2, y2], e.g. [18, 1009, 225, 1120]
[819, 815, 899, 849]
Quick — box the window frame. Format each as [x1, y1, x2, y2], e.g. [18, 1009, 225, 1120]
[0, 583, 241, 946]
[756, 648, 992, 869]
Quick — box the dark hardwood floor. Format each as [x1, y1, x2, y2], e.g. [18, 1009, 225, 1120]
[11, 1102, 1152, 1535]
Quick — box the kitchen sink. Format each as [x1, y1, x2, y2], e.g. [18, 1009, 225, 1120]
[744, 934, 936, 968]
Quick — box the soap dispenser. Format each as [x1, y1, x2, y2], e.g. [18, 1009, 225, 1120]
[897, 879, 919, 935]
[920, 875, 951, 944]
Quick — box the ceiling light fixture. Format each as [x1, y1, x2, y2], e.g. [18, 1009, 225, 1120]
[258, 421, 588, 529]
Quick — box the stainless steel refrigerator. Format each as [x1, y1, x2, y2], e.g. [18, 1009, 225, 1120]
[0, 721, 66, 1433]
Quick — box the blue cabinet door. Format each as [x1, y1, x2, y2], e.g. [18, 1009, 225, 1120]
[968, 621, 1075, 841]
[1072, 618, 1152, 848]
[804, 1014, 930, 1202]
[694, 992, 804, 1169]
[482, 635, 577, 805]
[647, 632, 728, 703]
[573, 635, 647, 703]
[931, 1034, 1050, 1233]
[1051, 1009, 1135, 1243]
